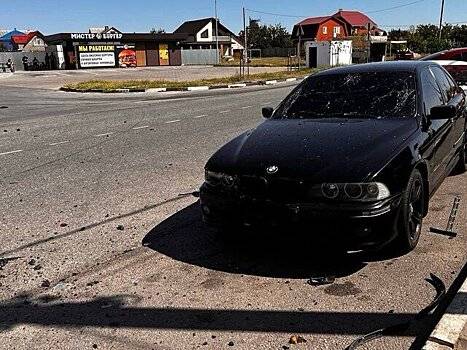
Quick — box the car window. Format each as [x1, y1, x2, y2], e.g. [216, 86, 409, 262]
[462, 52, 467, 61]
[430, 66, 455, 101]
[421, 68, 444, 115]
[275, 71, 417, 119]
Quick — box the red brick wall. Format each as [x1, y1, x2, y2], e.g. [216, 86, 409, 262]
[316, 19, 347, 41]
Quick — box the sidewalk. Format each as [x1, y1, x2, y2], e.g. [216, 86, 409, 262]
[424, 275, 467, 349]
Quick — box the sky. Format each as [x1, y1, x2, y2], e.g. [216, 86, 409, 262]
[1, 0, 466, 35]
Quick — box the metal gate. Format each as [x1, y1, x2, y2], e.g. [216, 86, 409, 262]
[181, 49, 218, 65]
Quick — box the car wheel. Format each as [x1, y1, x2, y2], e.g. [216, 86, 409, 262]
[452, 142, 466, 175]
[393, 169, 425, 254]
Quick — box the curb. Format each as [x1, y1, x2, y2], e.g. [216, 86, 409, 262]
[423, 276, 467, 350]
[59, 76, 307, 94]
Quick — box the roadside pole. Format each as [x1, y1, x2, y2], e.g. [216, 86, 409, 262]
[438, 0, 445, 40]
[215, 0, 220, 64]
[243, 7, 248, 77]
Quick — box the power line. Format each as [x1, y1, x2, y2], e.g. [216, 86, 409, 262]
[367, 0, 428, 14]
[245, 8, 304, 19]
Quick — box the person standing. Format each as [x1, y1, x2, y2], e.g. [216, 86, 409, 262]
[6, 58, 15, 72]
[45, 53, 50, 70]
[22, 56, 29, 71]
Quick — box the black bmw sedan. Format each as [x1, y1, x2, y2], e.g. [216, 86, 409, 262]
[200, 62, 466, 253]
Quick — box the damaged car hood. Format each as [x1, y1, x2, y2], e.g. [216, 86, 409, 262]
[207, 118, 419, 183]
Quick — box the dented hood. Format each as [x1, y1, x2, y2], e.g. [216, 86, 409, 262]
[206, 118, 419, 183]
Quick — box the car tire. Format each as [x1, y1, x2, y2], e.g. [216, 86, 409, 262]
[392, 169, 425, 254]
[452, 142, 466, 175]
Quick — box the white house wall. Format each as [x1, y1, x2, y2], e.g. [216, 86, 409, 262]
[196, 22, 213, 42]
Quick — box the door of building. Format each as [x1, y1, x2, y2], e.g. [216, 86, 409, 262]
[309, 47, 318, 68]
[159, 44, 169, 66]
[146, 42, 159, 66]
[135, 42, 146, 67]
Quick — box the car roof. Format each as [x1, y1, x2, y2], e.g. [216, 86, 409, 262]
[314, 61, 434, 76]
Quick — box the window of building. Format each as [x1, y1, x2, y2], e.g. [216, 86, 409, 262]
[200, 29, 209, 38]
[334, 26, 341, 35]
[322, 26, 327, 34]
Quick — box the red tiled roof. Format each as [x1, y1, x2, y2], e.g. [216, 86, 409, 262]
[333, 10, 376, 27]
[11, 31, 42, 45]
[298, 16, 332, 26]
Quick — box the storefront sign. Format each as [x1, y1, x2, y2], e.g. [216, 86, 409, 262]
[71, 33, 123, 40]
[78, 45, 116, 68]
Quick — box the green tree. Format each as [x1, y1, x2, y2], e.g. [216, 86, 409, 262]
[239, 23, 292, 49]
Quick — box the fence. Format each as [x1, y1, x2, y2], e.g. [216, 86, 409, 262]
[181, 49, 218, 65]
[0, 52, 48, 71]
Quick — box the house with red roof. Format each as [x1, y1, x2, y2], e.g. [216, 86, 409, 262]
[292, 9, 386, 41]
[11, 31, 47, 52]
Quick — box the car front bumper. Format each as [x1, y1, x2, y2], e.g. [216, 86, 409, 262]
[200, 183, 402, 251]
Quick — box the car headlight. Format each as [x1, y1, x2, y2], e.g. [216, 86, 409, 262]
[205, 170, 235, 187]
[317, 182, 390, 201]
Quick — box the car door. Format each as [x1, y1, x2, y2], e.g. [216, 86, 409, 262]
[430, 65, 465, 174]
[419, 67, 453, 190]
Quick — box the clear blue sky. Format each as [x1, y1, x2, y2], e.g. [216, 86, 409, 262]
[1, 0, 466, 35]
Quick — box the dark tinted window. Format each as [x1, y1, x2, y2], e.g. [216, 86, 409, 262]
[430, 66, 455, 101]
[275, 71, 417, 119]
[421, 68, 444, 115]
[449, 53, 463, 61]
[200, 29, 209, 38]
[462, 52, 467, 61]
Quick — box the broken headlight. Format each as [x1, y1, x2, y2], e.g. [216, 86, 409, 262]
[318, 182, 390, 201]
[205, 170, 235, 187]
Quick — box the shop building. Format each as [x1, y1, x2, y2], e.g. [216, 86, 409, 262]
[45, 27, 187, 69]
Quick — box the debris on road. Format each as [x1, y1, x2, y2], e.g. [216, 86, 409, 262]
[289, 335, 307, 344]
[116, 225, 124, 231]
[429, 195, 461, 238]
[307, 276, 336, 286]
[344, 273, 446, 349]
[0, 256, 21, 270]
[41, 279, 51, 288]
[0, 106, 8, 109]
[228, 341, 235, 346]
[59, 223, 68, 227]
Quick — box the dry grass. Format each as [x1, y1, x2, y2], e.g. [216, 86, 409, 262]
[63, 68, 318, 91]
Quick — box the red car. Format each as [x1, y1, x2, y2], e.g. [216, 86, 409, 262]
[421, 48, 467, 85]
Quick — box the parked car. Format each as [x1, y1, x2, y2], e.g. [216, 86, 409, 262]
[200, 62, 466, 254]
[421, 47, 467, 62]
[394, 49, 416, 60]
[421, 48, 467, 86]
[424, 60, 467, 86]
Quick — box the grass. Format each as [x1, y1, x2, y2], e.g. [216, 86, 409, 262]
[217, 56, 307, 67]
[63, 68, 318, 92]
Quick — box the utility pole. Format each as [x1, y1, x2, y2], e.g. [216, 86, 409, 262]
[214, 0, 219, 64]
[243, 7, 248, 77]
[438, 0, 445, 40]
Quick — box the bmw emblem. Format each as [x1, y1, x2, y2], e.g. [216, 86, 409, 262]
[266, 165, 279, 174]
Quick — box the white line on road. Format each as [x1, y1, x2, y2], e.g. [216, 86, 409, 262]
[193, 115, 207, 119]
[132, 125, 149, 130]
[94, 132, 114, 137]
[165, 119, 181, 124]
[0, 149, 23, 156]
[49, 141, 70, 146]
[241, 106, 253, 109]
[219, 110, 231, 114]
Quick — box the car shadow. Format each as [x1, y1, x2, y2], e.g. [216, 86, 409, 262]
[142, 202, 367, 279]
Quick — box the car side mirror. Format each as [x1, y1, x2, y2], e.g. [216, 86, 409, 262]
[262, 107, 274, 119]
[430, 105, 456, 119]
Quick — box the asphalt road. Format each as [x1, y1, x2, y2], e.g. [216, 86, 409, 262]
[0, 82, 466, 350]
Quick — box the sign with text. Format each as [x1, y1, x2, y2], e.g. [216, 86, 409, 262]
[78, 45, 116, 68]
[71, 33, 123, 40]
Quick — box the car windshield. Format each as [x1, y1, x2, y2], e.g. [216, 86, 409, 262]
[275, 71, 417, 119]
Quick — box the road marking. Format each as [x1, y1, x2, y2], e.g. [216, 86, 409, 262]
[165, 119, 181, 124]
[49, 141, 70, 146]
[219, 110, 231, 114]
[193, 115, 207, 119]
[0, 149, 23, 156]
[94, 132, 114, 137]
[241, 106, 253, 109]
[132, 125, 149, 130]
